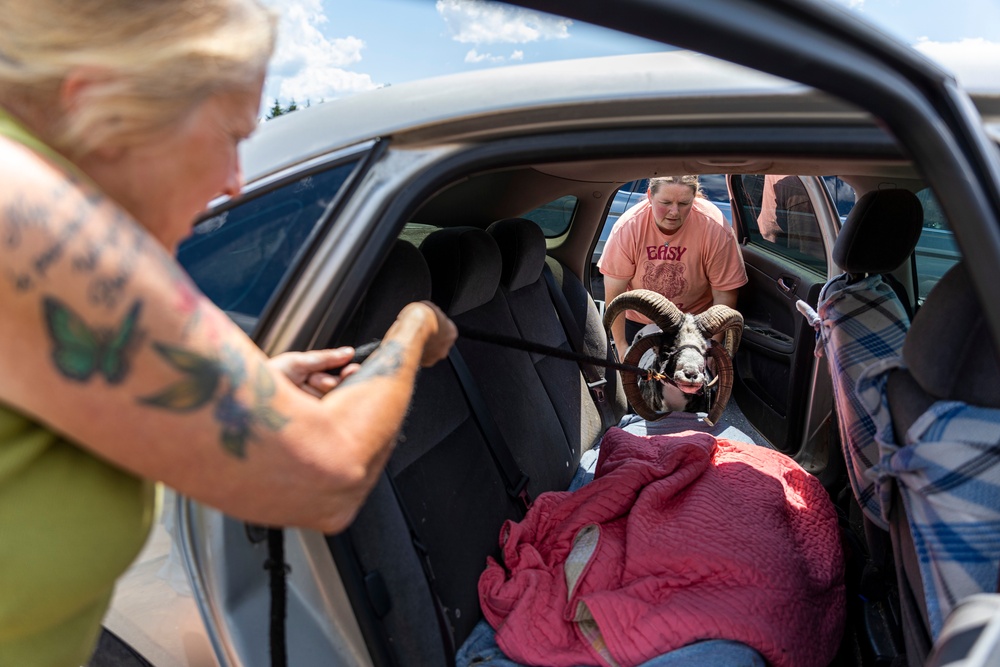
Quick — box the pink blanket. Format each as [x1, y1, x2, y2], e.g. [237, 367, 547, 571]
[479, 428, 845, 667]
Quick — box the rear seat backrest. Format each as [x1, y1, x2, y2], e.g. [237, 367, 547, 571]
[338, 239, 517, 663]
[486, 217, 625, 455]
[342, 225, 625, 662]
[419, 226, 580, 495]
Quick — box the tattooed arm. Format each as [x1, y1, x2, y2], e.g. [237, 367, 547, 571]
[0, 137, 456, 534]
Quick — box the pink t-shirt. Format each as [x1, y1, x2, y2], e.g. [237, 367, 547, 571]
[598, 197, 747, 323]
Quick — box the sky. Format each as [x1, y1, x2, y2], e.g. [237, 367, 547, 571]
[259, 0, 1000, 108]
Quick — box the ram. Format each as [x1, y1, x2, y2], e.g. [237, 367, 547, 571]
[603, 289, 743, 425]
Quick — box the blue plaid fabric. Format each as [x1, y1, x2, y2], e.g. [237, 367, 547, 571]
[802, 272, 1000, 638]
[858, 367, 1000, 637]
[799, 274, 910, 531]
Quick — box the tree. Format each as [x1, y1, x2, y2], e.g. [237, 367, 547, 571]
[266, 98, 285, 120]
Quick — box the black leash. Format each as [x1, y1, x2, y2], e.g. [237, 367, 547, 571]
[347, 325, 668, 383]
[265, 528, 289, 667]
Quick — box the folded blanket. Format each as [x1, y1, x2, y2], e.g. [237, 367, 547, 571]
[479, 428, 845, 667]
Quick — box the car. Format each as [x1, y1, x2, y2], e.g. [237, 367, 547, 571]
[94, 1, 1000, 666]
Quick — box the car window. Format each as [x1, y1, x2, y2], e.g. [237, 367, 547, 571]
[732, 174, 827, 274]
[914, 187, 960, 302]
[523, 195, 579, 237]
[822, 176, 856, 221]
[177, 161, 360, 331]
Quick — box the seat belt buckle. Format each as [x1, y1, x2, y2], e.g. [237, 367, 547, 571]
[587, 377, 607, 403]
[510, 475, 532, 511]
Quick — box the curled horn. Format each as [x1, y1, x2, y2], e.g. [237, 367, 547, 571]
[694, 305, 744, 359]
[704, 342, 734, 427]
[620, 335, 663, 421]
[603, 289, 686, 422]
[603, 289, 684, 339]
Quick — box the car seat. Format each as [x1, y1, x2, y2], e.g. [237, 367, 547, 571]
[798, 187, 924, 665]
[881, 262, 1000, 666]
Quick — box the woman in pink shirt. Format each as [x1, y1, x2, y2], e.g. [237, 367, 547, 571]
[599, 175, 747, 355]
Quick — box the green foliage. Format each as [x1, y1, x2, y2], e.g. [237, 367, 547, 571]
[265, 97, 317, 120]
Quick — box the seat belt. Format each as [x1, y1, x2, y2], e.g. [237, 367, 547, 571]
[541, 262, 618, 431]
[382, 472, 458, 666]
[448, 347, 531, 513]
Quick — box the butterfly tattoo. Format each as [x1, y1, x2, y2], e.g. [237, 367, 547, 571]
[141, 343, 288, 458]
[43, 297, 143, 384]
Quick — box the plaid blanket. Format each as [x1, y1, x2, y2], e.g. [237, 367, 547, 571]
[858, 367, 1000, 637]
[801, 273, 1000, 637]
[798, 274, 910, 531]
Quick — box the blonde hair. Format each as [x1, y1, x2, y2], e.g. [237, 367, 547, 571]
[0, 0, 277, 156]
[649, 175, 703, 198]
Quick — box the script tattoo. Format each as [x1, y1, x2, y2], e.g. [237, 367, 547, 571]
[342, 341, 405, 387]
[141, 343, 289, 459]
[2, 179, 150, 308]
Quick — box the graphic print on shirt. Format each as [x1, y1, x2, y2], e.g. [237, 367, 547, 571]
[643, 254, 688, 304]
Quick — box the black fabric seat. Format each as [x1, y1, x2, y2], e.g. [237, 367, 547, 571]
[832, 188, 924, 318]
[335, 223, 619, 664]
[486, 217, 626, 456]
[336, 239, 518, 665]
[419, 226, 588, 497]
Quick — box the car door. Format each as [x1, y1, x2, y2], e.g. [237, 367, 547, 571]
[726, 173, 839, 454]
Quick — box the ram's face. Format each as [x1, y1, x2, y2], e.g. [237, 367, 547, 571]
[669, 317, 710, 393]
[639, 315, 711, 413]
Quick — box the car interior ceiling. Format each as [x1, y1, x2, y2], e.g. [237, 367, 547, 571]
[407, 154, 926, 276]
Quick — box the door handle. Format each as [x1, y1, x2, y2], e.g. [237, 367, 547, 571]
[777, 277, 796, 294]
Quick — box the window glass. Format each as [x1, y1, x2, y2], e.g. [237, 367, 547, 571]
[698, 174, 733, 224]
[914, 187, 960, 301]
[178, 161, 359, 331]
[732, 174, 827, 274]
[523, 195, 578, 237]
[822, 176, 856, 221]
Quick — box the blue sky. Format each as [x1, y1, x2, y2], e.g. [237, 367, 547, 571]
[260, 0, 1000, 107]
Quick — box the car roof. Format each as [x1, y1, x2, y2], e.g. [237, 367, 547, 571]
[240, 50, 867, 184]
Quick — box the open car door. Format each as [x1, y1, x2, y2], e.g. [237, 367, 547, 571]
[726, 173, 839, 455]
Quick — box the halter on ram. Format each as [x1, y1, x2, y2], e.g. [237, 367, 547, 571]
[603, 289, 744, 426]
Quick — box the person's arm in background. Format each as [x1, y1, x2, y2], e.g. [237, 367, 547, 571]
[604, 276, 632, 356]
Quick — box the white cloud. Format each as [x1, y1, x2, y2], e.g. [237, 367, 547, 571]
[914, 38, 1000, 91]
[464, 48, 528, 64]
[436, 0, 571, 45]
[262, 0, 378, 104]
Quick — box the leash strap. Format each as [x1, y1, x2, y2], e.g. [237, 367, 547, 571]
[265, 528, 289, 667]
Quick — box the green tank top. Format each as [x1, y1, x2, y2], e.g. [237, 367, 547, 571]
[0, 109, 158, 667]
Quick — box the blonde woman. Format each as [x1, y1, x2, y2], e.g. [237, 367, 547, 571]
[0, 2, 456, 664]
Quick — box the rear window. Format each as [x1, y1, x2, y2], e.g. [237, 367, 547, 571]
[523, 195, 579, 237]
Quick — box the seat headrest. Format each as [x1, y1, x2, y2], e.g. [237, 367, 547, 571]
[833, 189, 924, 274]
[343, 239, 432, 344]
[419, 227, 502, 317]
[486, 218, 547, 292]
[903, 263, 1000, 408]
